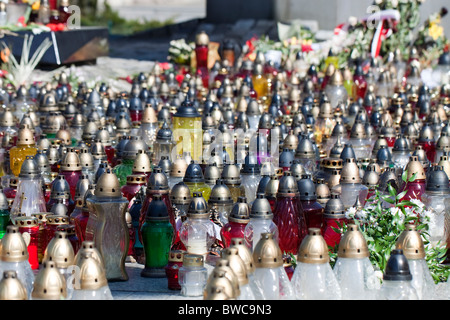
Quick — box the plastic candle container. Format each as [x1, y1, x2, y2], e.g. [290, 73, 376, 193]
[178, 254, 208, 297]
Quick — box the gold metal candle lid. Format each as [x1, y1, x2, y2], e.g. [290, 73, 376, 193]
[16, 124, 35, 145]
[73, 241, 104, 269]
[283, 132, 299, 150]
[43, 231, 75, 269]
[340, 158, 362, 184]
[55, 129, 71, 145]
[204, 285, 231, 300]
[77, 251, 108, 290]
[31, 212, 48, 225]
[168, 250, 185, 263]
[170, 182, 192, 205]
[362, 165, 380, 187]
[297, 228, 329, 264]
[0, 226, 29, 262]
[94, 169, 122, 198]
[126, 174, 146, 185]
[405, 156, 426, 180]
[32, 260, 67, 300]
[132, 150, 152, 173]
[350, 121, 367, 139]
[170, 158, 188, 177]
[252, 233, 283, 268]
[60, 149, 81, 171]
[204, 269, 235, 300]
[94, 127, 112, 147]
[321, 158, 343, 170]
[15, 216, 39, 228]
[319, 101, 333, 118]
[209, 180, 233, 205]
[316, 179, 331, 201]
[221, 247, 249, 286]
[213, 261, 240, 298]
[338, 224, 369, 258]
[204, 163, 221, 184]
[221, 164, 242, 185]
[0, 108, 15, 127]
[90, 140, 106, 160]
[0, 271, 27, 300]
[141, 105, 157, 124]
[78, 147, 94, 169]
[264, 175, 279, 197]
[329, 68, 344, 86]
[328, 169, 341, 189]
[56, 224, 76, 237]
[395, 224, 425, 260]
[229, 238, 255, 274]
[438, 155, 450, 178]
[183, 253, 204, 267]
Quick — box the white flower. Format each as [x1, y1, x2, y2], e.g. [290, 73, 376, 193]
[356, 209, 368, 220]
[410, 199, 425, 210]
[367, 270, 383, 290]
[391, 207, 405, 225]
[420, 209, 432, 224]
[389, 207, 400, 216]
[404, 207, 416, 218]
[348, 16, 358, 27]
[345, 207, 357, 219]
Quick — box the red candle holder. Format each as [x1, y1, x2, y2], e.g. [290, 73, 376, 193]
[56, 224, 80, 255]
[273, 194, 302, 255]
[16, 216, 40, 270]
[31, 212, 48, 264]
[43, 215, 69, 254]
[70, 200, 90, 243]
[121, 174, 146, 203]
[164, 250, 185, 290]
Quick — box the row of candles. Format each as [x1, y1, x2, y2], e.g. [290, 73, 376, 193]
[0, 30, 449, 299]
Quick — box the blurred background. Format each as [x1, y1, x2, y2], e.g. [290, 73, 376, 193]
[85, 0, 449, 36]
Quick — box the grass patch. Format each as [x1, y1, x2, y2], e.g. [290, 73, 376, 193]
[80, 1, 175, 36]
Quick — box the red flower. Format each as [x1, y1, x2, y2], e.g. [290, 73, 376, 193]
[175, 74, 184, 85]
[158, 62, 171, 70]
[245, 36, 258, 54]
[46, 23, 66, 32]
[17, 16, 26, 27]
[118, 76, 133, 84]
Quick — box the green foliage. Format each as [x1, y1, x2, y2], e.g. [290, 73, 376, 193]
[80, 1, 174, 36]
[379, 0, 422, 59]
[329, 171, 449, 284]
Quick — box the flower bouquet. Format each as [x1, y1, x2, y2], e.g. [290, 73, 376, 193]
[330, 171, 449, 285]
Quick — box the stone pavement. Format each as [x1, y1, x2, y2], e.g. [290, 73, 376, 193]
[109, 263, 196, 300]
[109, 262, 209, 300]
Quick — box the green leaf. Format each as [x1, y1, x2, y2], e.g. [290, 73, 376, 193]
[408, 172, 418, 182]
[388, 183, 396, 197]
[381, 195, 395, 204]
[396, 190, 407, 201]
